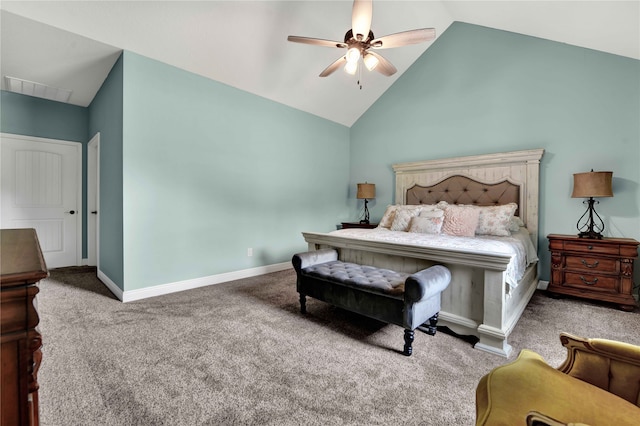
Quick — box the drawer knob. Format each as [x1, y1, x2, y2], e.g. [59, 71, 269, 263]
[580, 259, 599, 269]
[580, 276, 598, 286]
[587, 245, 593, 250]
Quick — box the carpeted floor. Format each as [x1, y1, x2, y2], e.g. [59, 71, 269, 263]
[36, 268, 640, 425]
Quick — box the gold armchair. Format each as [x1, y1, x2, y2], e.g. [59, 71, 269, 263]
[475, 333, 640, 426]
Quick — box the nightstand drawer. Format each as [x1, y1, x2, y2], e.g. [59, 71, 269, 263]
[565, 256, 618, 273]
[564, 272, 618, 292]
[564, 241, 619, 256]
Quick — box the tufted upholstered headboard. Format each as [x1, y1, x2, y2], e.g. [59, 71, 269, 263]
[406, 175, 521, 216]
[393, 149, 544, 249]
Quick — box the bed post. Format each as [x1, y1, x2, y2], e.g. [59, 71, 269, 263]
[476, 269, 512, 357]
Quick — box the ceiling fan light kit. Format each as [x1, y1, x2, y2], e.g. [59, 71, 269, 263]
[346, 47, 361, 63]
[287, 0, 435, 84]
[363, 53, 379, 71]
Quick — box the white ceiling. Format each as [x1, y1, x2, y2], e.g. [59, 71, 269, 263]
[1, 1, 638, 127]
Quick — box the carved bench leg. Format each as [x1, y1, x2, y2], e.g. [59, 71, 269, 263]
[426, 313, 438, 336]
[299, 293, 307, 314]
[403, 329, 414, 356]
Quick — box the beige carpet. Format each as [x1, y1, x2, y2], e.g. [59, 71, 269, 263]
[36, 268, 640, 425]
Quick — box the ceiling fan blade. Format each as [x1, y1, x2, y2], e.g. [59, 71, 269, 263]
[366, 51, 397, 76]
[351, 0, 373, 41]
[319, 56, 348, 77]
[370, 28, 436, 49]
[287, 36, 347, 49]
[320, 56, 347, 77]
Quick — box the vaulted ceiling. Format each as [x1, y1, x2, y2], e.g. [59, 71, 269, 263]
[1, 1, 638, 127]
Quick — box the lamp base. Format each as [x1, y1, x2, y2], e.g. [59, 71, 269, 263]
[576, 198, 605, 241]
[359, 199, 370, 225]
[578, 230, 603, 240]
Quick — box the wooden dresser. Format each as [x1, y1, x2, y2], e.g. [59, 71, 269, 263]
[548, 234, 639, 311]
[1, 229, 48, 426]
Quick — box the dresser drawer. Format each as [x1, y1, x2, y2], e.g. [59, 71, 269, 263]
[564, 241, 619, 256]
[565, 256, 618, 274]
[0, 288, 28, 334]
[564, 272, 618, 292]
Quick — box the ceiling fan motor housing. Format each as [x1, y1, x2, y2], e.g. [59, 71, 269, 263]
[344, 29, 375, 44]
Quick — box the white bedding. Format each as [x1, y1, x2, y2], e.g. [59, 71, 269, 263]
[328, 227, 538, 288]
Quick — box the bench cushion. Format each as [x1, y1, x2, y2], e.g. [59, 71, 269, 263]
[302, 261, 408, 297]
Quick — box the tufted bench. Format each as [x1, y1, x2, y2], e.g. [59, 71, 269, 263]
[291, 249, 451, 356]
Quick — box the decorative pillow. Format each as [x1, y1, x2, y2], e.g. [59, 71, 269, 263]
[475, 203, 518, 237]
[390, 209, 420, 232]
[442, 205, 480, 237]
[378, 205, 398, 228]
[409, 210, 444, 234]
[380, 204, 434, 229]
[509, 216, 525, 233]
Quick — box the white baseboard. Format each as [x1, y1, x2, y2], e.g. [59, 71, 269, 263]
[537, 280, 549, 291]
[97, 269, 124, 300]
[96, 262, 292, 302]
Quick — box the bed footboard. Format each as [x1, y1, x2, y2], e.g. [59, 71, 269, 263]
[302, 232, 539, 357]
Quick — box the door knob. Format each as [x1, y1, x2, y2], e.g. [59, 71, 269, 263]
[91, 211, 98, 214]
[65, 210, 76, 215]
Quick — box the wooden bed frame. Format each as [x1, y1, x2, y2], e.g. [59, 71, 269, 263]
[302, 149, 544, 357]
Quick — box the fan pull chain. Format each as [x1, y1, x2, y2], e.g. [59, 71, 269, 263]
[357, 62, 363, 90]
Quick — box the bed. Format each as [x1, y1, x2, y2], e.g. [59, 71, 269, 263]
[302, 149, 544, 357]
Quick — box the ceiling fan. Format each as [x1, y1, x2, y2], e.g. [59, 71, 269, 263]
[287, 0, 435, 78]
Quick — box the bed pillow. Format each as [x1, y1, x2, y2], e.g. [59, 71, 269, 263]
[509, 216, 525, 233]
[399, 205, 428, 213]
[414, 204, 441, 213]
[442, 205, 480, 237]
[378, 205, 398, 228]
[475, 203, 518, 237]
[408, 210, 444, 234]
[390, 209, 420, 232]
[379, 204, 439, 229]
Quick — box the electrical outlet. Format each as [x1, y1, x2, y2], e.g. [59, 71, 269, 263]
[247, 248, 253, 257]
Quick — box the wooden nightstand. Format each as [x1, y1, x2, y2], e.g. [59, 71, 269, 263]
[547, 234, 639, 311]
[341, 222, 378, 229]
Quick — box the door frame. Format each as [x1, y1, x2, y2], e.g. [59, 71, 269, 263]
[1, 132, 83, 267]
[87, 133, 100, 267]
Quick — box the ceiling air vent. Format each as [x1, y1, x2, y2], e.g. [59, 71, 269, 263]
[4, 76, 72, 103]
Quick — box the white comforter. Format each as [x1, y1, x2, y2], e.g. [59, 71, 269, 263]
[328, 227, 539, 288]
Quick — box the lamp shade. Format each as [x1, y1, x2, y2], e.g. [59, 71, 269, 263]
[357, 183, 375, 199]
[571, 171, 613, 198]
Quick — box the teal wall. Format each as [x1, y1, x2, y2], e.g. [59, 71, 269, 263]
[89, 54, 125, 288]
[1, 90, 88, 142]
[350, 22, 640, 282]
[0, 90, 90, 258]
[120, 52, 349, 290]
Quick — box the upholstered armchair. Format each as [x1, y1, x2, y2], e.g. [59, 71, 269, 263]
[475, 333, 640, 426]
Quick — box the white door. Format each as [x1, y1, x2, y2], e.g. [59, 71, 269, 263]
[87, 133, 100, 267]
[1, 133, 81, 268]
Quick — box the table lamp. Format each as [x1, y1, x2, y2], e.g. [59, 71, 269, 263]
[571, 170, 613, 239]
[357, 183, 375, 224]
